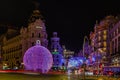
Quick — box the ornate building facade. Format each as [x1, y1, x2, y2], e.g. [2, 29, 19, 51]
[0, 9, 48, 69]
[93, 16, 117, 66]
[88, 16, 119, 74]
[109, 20, 120, 66]
[20, 9, 48, 58]
[1, 28, 21, 69]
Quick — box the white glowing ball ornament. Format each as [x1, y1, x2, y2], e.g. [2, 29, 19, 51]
[23, 40, 53, 73]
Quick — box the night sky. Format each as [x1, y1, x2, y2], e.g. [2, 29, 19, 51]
[0, 0, 120, 52]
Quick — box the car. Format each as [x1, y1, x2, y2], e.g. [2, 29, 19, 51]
[85, 72, 93, 76]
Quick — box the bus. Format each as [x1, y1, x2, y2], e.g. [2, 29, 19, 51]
[103, 66, 120, 76]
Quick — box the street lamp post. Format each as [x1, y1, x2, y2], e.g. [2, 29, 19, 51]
[82, 36, 89, 80]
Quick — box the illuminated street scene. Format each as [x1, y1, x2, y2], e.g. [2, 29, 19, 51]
[0, 0, 120, 80]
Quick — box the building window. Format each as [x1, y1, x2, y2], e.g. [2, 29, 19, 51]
[38, 33, 41, 38]
[118, 27, 120, 34]
[98, 31, 101, 35]
[103, 35, 107, 40]
[103, 30, 107, 34]
[115, 29, 117, 35]
[98, 42, 101, 47]
[115, 39, 117, 53]
[32, 42, 34, 46]
[112, 41, 114, 54]
[117, 29, 118, 35]
[118, 37, 120, 51]
[98, 37, 101, 41]
[103, 42, 107, 47]
[32, 33, 34, 37]
[111, 34, 113, 39]
[114, 31, 115, 37]
[103, 48, 106, 52]
[20, 45, 22, 49]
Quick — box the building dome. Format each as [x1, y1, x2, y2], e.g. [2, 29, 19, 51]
[23, 40, 53, 73]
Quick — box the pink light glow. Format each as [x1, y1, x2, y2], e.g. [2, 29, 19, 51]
[23, 41, 53, 73]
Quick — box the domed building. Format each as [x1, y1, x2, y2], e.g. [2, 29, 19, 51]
[23, 40, 53, 73]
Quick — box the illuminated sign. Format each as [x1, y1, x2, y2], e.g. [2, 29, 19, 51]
[52, 51, 59, 54]
[36, 26, 42, 29]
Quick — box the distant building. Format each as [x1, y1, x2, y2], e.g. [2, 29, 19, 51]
[0, 27, 21, 69]
[50, 32, 64, 70]
[62, 45, 74, 69]
[0, 9, 48, 69]
[62, 45, 74, 59]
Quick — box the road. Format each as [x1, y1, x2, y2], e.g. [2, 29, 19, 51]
[0, 73, 68, 80]
[0, 71, 119, 80]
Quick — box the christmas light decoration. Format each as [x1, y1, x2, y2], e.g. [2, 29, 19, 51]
[23, 40, 53, 73]
[52, 51, 59, 54]
[68, 57, 84, 68]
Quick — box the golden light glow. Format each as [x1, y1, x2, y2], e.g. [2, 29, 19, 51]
[103, 35, 107, 40]
[98, 78, 103, 80]
[103, 30, 107, 34]
[103, 48, 106, 51]
[103, 42, 107, 47]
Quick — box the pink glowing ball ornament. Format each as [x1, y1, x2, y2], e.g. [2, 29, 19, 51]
[23, 40, 53, 73]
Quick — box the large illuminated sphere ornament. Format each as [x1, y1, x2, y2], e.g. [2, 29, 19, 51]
[23, 40, 53, 73]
